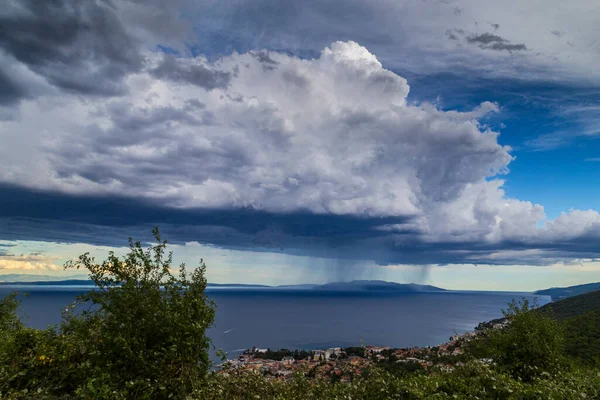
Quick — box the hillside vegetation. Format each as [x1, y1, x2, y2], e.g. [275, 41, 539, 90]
[563, 309, 600, 367]
[540, 288, 600, 319]
[537, 289, 600, 367]
[0, 229, 599, 399]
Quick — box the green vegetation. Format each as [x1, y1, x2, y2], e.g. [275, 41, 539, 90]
[198, 364, 599, 399]
[0, 228, 215, 399]
[564, 309, 600, 367]
[540, 289, 600, 319]
[538, 289, 600, 367]
[467, 298, 566, 382]
[0, 229, 599, 399]
[249, 348, 311, 361]
[344, 346, 366, 358]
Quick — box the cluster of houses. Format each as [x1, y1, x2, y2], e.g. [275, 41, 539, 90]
[218, 323, 508, 380]
[218, 347, 372, 381]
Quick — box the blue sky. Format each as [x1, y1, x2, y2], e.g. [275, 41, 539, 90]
[1, 0, 600, 290]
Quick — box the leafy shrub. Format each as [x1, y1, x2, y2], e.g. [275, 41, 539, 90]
[0, 228, 215, 399]
[195, 363, 600, 400]
[468, 298, 567, 382]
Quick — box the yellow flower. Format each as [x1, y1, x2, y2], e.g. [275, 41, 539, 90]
[39, 355, 46, 361]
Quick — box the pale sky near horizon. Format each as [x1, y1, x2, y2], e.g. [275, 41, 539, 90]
[2, 239, 599, 292]
[1, 0, 600, 290]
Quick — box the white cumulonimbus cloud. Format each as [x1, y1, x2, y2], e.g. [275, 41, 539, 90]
[1, 41, 600, 250]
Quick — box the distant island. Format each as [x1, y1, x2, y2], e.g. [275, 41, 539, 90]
[311, 280, 446, 292]
[0, 276, 444, 292]
[0, 274, 88, 283]
[0, 279, 94, 286]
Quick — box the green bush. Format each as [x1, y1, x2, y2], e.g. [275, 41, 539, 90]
[194, 363, 600, 400]
[0, 228, 215, 399]
[563, 309, 600, 367]
[467, 298, 567, 382]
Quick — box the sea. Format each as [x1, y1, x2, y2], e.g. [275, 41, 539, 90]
[0, 286, 550, 360]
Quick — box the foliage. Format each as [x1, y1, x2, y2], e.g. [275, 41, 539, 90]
[0, 293, 22, 345]
[467, 298, 567, 382]
[344, 346, 365, 358]
[0, 228, 215, 399]
[540, 289, 600, 320]
[378, 358, 426, 376]
[250, 348, 311, 361]
[563, 309, 600, 367]
[195, 363, 600, 400]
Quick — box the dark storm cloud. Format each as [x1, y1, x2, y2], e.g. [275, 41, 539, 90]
[0, 0, 142, 102]
[250, 51, 279, 71]
[149, 54, 232, 90]
[467, 33, 508, 45]
[0, 68, 28, 105]
[488, 42, 527, 51]
[2, 185, 600, 267]
[0, 184, 411, 259]
[192, 0, 394, 58]
[466, 33, 527, 51]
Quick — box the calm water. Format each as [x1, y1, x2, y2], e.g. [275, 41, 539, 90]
[0, 287, 549, 358]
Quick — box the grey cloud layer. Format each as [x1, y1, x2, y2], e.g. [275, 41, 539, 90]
[0, 0, 143, 101]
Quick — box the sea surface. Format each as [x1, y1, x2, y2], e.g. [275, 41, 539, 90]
[0, 287, 550, 359]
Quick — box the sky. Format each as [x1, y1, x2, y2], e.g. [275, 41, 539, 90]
[1, 0, 600, 291]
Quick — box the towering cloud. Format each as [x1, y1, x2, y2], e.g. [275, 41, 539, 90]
[1, 40, 600, 264]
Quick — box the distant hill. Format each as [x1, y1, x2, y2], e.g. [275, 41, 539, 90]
[534, 282, 600, 301]
[206, 283, 270, 288]
[562, 308, 600, 366]
[538, 289, 600, 367]
[0, 278, 444, 292]
[277, 284, 318, 289]
[0, 280, 270, 288]
[0, 274, 86, 283]
[539, 289, 600, 320]
[0, 279, 93, 286]
[312, 280, 446, 292]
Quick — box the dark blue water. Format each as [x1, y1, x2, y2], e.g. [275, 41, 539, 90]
[0, 287, 549, 358]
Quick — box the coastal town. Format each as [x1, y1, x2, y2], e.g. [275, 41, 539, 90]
[217, 320, 507, 382]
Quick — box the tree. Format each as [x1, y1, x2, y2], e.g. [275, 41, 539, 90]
[0, 292, 22, 343]
[61, 227, 216, 398]
[0, 228, 216, 399]
[469, 298, 566, 382]
[0, 293, 25, 387]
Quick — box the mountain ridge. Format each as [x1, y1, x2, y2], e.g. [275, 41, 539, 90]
[0, 276, 444, 292]
[312, 280, 446, 292]
[534, 282, 600, 300]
